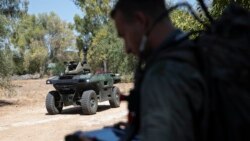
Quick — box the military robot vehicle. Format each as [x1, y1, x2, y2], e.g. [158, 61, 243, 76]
[45, 47, 121, 115]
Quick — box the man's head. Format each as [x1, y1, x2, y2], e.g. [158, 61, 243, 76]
[111, 0, 169, 56]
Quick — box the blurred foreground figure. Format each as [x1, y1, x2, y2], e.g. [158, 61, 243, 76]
[111, 0, 205, 141]
[65, 0, 250, 141]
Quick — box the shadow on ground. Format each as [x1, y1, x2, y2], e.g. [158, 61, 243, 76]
[58, 105, 111, 115]
[0, 100, 14, 107]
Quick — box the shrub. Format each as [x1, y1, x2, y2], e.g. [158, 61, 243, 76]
[0, 48, 14, 89]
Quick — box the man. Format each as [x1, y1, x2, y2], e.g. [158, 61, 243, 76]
[111, 0, 206, 141]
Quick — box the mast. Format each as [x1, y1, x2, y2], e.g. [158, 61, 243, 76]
[83, 46, 88, 64]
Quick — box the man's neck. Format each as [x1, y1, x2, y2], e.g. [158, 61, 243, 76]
[148, 21, 175, 49]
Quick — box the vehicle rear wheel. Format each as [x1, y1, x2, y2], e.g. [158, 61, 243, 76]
[46, 91, 63, 115]
[81, 90, 98, 115]
[109, 87, 120, 108]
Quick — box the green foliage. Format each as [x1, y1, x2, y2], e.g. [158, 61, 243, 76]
[0, 0, 29, 18]
[0, 48, 14, 88]
[12, 52, 25, 75]
[50, 63, 65, 76]
[0, 0, 28, 88]
[23, 40, 48, 74]
[170, 10, 203, 32]
[0, 1, 81, 78]
[11, 14, 46, 74]
[5, 0, 241, 86]
[212, 0, 250, 17]
[37, 12, 76, 62]
[0, 14, 9, 41]
[73, 0, 112, 52]
[73, 0, 136, 75]
[11, 15, 44, 55]
[11, 13, 76, 75]
[72, 0, 208, 76]
[89, 22, 136, 74]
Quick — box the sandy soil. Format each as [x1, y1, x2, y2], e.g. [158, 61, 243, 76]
[0, 79, 132, 141]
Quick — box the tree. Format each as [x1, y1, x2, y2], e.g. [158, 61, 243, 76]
[171, 10, 203, 32]
[0, 0, 29, 18]
[0, 0, 29, 49]
[0, 47, 14, 88]
[71, 0, 207, 77]
[73, 0, 112, 52]
[89, 22, 136, 74]
[38, 12, 76, 63]
[11, 14, 45, 74]
[23, 40, 48, 74]
[0, 0, 28, 88]
[73, 0, 137, 74]
[0, 14, 10, 48]
[11, 13, 76, 75]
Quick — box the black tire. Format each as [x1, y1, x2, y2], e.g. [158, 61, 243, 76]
[81, 90, 98, 115]
[45, 91, 63, 115]
[109, 87, 120, 108]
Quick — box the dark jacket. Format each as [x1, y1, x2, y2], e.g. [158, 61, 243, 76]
[138, 37, 206, 141]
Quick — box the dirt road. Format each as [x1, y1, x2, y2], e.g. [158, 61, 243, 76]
[0, 79, 132, 141]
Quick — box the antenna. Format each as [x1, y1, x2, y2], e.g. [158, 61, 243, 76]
[83, 46, 88, 64]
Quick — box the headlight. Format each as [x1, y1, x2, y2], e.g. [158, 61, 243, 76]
[46, 80, 51, 84]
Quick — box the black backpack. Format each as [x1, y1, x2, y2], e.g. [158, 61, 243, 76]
[194, 3, 250, 141]
[123, 3, 250, 141]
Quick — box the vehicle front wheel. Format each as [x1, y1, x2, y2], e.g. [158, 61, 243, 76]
[109, 87, 120, 108]
[45, 91, 63, 115]
[80, 90, 98, 115]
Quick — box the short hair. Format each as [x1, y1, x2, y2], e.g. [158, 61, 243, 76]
[110, 0, 167, 21]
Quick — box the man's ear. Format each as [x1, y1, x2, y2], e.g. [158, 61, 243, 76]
[133, 11, 150, 32]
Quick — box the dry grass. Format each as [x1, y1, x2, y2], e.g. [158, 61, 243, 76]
[0, 79, 133, 106]
[0, 79, 54, 106]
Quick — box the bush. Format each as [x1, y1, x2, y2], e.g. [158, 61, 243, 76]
[0, 48, 14, 88]
[50, 63, 65, 76]
[23, 41, 48, 74]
